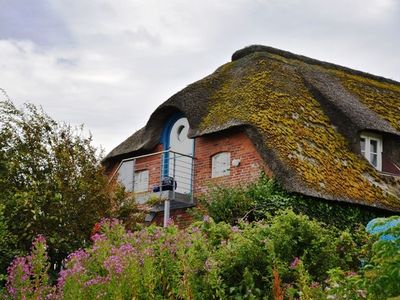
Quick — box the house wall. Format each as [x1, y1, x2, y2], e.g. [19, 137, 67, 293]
[382, 135, 400, 175]
[152, 208, 193, 228]
[134, 144, 163, 192]
[108, 129, 272, 226]
[193, 129, 272, 196]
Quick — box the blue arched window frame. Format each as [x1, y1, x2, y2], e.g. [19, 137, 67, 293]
[160, 112, 185, 177]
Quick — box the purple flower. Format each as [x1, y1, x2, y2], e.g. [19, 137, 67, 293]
[290, 257, 301, 269]
[57, 262, 85, 288]
[33, 234, 47, 246]
[6, 256, 31, 295]
[104, 256, 124, 274]
[84, 276, 109, 287]
[67, 249, 89, 263]
[203, 215, 210, 223]
[90, 233, 106, 242]
[119, 243, 134, 254]
[205, 259, 212, 272]
[231, 226, 241, 233]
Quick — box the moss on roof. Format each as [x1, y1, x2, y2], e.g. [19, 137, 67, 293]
[334, 71, 400, 132]
[200, 51, 400, 210]
[106, 45, 400, 211]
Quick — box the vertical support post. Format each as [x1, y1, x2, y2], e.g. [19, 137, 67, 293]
[190, 155, 195, 202]
[164, 152, 175, 228]
[163, 199, 170, 228]
[172, 152, 176, 201]
[163, 151, 170, 227]
[159, 152, 163, 201]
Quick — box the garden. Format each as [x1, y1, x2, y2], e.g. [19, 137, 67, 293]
[2, 209, 400, 299]
[1, 98, 399, 299]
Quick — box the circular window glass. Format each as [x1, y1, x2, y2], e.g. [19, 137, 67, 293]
[177, 125, 186, 141]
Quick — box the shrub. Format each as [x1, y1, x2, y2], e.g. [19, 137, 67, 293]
[0, 99, 129, 278]
[3, 211, 379, 299]
[196, 175, 387, 229]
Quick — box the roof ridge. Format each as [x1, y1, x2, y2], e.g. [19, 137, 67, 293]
[232, 45, 400, 86]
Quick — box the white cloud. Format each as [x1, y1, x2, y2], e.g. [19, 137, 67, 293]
[0, 0, 399, 153]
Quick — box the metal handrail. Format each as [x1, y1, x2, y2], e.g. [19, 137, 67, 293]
[108, 149, 195, 183]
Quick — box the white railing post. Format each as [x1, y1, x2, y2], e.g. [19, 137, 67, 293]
[172, 152, 176, 201]
[191, 155, 195, 202]
[163, 151, 170, 227]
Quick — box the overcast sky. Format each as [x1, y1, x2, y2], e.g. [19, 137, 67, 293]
[1, 0, 399, 155]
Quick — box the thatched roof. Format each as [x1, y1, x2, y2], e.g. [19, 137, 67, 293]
[105, 45, 400, 211]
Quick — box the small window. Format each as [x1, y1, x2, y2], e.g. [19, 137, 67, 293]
[117, 160, 134, 191]
[360, 133, 382, 171]
[134, 170, 149, 192]
[211, 152, 231, 178]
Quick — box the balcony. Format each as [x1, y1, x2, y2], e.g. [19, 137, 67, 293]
[110, 150, 195, 206]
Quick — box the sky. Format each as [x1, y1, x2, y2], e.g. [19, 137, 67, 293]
[1, 0, 399, 155]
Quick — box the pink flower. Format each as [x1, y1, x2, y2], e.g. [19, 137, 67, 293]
[205, 259, 212, 272]
[290, 257, 301, 269]
[84, 276, 109, 287]
[104, 256, 124, 274]
[231, 226, 241, 233]
[90, 233, 106, 242]
[6, 256, 31, 296]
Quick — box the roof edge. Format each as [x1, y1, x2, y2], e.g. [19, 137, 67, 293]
[232, 45, 400, 86]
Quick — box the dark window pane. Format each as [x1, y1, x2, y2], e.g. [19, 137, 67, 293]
[361, 138, 365, 153]
[370, 153, 378, 167]
[370, 140, 378, 153]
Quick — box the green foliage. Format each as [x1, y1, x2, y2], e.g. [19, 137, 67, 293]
[3, 211, 381, 299]
[0, 204, 20, 286]
[363, 217, 400, 298]
[319, 217, 400, 300]
[269, 211, 340, 281]
[196, 175, 386, 229]
[0, 99, 127, 277]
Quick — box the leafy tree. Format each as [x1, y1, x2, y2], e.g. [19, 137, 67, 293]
[0, 97, 125, 277]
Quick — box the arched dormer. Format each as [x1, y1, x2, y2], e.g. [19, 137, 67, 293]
[160, 113, 194, 194]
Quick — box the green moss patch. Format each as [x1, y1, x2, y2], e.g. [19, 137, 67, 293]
[200, 53, 400, 210]
[334, 71, 400, 132]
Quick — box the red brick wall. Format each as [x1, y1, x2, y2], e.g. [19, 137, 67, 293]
[106, 144, 163, 193]
[152, 208, 193, 228]
[193, 130, 272, 196]
[107, 130, 271, 195]
[134, 144, 163, 192]
[106, 129, 272, 226]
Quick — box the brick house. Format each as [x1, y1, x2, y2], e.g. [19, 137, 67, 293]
[103, 45, 400, 226]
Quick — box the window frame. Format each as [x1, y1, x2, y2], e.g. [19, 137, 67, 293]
[360, 133, 383, 171]
[134, 169, 149, 193]
[211, 152, 231, 178]
[117, 160, 134, 192]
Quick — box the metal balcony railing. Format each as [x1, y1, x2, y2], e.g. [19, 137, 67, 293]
[110, 150, 195, 205]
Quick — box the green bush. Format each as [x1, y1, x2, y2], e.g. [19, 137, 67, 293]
[0, 99, 129, 280]
[196, 175, 387, 229]
[2, 210, 378, 299]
